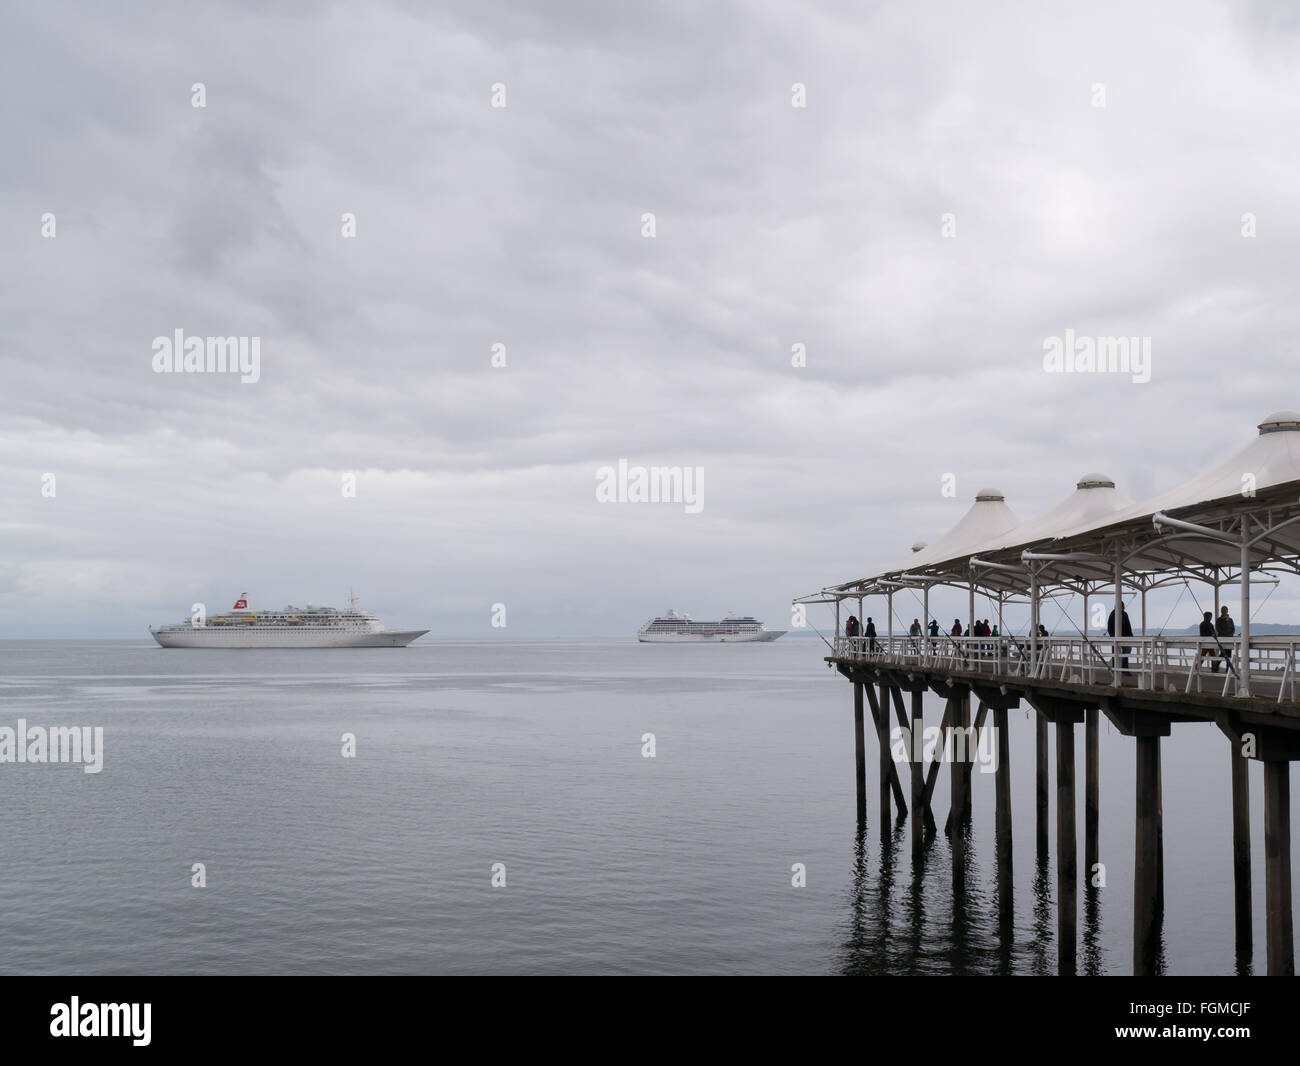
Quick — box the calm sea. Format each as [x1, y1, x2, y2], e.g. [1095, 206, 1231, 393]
[0, 638, 1285, 975]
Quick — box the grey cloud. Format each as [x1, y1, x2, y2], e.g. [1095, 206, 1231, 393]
[3, 0, 1300, 637]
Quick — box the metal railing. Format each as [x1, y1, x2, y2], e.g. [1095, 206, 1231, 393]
[833, 634, 1300, 703]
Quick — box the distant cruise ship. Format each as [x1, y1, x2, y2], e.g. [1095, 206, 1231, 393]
[637, 610, 786, 643]
[150, 594, 428, 648]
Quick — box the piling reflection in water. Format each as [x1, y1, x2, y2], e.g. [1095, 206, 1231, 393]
[832, 710, 1174, 977]
[1081, 881, 1106, 976]
[1031, 855, 1054, 976]
[836, 819, 1099, 976]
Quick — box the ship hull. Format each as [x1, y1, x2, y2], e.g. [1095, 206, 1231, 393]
[151, 628, 428, 648]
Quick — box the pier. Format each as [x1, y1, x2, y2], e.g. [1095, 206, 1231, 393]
[798, 411, 1300, 976]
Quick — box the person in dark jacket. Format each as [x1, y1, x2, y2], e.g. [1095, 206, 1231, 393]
[1215, 607, 1235, 672]
[845, 614, 860, 639]
[865, 617, 877, 653]
[1198, 611, 1216, 670]
[1107, 607, 1134, 672]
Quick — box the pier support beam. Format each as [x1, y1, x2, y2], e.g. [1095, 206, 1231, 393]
[1057, 719, 1078, 975]
[1036, 712, 1049, 858]
[1264, 760, 1294, 976]
[1134, 735, 1162, 975]
[1215, 715, 1300, 972]
[911, 690, 925, 859]
[1231, 743, 1252, 955]
[960, 695, 973, 824]
[853, 680, 866, 823]
[994, 705, 1013, 915]
[866, 683, 906, 820]
[1156, 756, 1165, 914]
[891, 685, 932, 833]
[1085, 708, 1099, 883]
[875, 683, 892, 823]
[944, 697, 987, 836]
[949, 696, 965, 884]
[1101, 706, 1173, 976]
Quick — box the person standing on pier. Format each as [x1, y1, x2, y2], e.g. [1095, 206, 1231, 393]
[1199, 612, 1217, 669]
[1215, 606, 1235, 672]
[927, 617, 939, 651]
[909, 618, 922, 653]
[865, 616, 877, 653]
[1107, 606, 1134, 672]
[845, 614, 860, 639]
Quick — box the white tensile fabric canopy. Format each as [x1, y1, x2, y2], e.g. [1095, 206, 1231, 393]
[820, 411, 1300, 598]
[884, 489, 1020, 576]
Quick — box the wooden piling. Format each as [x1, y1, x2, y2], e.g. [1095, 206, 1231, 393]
[960, 694, 973, 825]
[1133, 735, 1161, 975]
[866, 683, 906, 819]
[1036, 712, 1049, 857]
[1230, 743, 1251, 954]
[949, 696, 965, 879]
[1056, 720, 1077, 974]
[1263, 760, 1295, 977]
[1085, 708, 1099, 884]
[891, 686, 930, 832]
[875, 683, 892, 823]
[994, 705, 1013, 908]
[911, 689, 925, 859]
[944, 697, 983, 837]
[853, 680, 866, 822]
[1156, 755, 1165, 914]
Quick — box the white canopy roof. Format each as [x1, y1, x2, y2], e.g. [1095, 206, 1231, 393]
[1028, 412, 1300, 577]
[995, 474, 1134, 550]
[859, 489, 1019, 587]
[812, 412, 1300, 600]
[1108, 410, 1300, 524]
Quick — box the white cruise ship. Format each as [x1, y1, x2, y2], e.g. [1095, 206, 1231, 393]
[637, 610, 786, 643]
[149, 594, 428, 648]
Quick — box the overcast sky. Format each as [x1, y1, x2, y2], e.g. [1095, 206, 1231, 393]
[4, 0, 1300, 638]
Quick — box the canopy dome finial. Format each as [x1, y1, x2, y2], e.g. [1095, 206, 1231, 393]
[1259, 411, 1300, 434]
